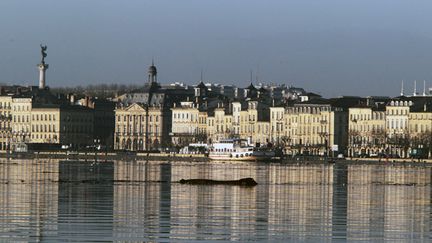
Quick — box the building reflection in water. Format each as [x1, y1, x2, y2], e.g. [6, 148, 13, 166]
[267, 164, 335, 242]
[170, 162, 259, 241]
[347, 164, 431, 242]
[113, 161, 168, 242]
[0, 158, 59, 242]
[57, 160, 114, 242]
[0, 159, 432, 241]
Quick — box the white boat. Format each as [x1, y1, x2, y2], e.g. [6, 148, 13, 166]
[208, 139, 276, 161]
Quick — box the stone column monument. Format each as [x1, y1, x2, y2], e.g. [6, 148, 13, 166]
[38, 44, 49, 89]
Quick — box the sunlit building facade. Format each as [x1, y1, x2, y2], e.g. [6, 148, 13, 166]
[0, 95, 12, 150]
[348, 106, 386, 157]
[269, 101, 349, 156]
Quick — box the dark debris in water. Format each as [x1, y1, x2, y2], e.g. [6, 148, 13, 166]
[179, 178, 258, 187]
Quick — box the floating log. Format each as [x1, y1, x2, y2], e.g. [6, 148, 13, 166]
[179, 177, 257, 187]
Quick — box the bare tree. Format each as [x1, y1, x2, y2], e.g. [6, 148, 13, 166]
[370, 128, 386, 152]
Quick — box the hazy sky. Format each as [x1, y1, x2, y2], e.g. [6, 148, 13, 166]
[1, 0, 432, 97]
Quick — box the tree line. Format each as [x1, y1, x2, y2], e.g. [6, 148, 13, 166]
[51, 83, 143, 99]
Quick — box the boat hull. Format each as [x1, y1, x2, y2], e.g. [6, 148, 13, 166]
[208, 153, 275, 161]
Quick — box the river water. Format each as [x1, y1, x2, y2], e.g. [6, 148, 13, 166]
[0, 159, 431, 242]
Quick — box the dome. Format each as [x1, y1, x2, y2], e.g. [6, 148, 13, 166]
[197, 81, 206, 89]
[246, 83, 257, 91]
[148, 65, 157, 74]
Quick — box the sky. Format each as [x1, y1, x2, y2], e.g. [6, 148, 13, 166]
[1, 0, 432, 97]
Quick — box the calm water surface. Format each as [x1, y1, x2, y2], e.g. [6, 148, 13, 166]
[0, 159, 431, 242]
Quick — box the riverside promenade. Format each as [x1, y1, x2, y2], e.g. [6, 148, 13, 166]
[0, 150, 209, 162]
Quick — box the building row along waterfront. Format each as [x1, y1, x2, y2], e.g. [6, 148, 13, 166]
[2, 46, 313, 153]
[168, 92, 432, 159]
[348, 96, 432, 158]
[113, 61, 302, 152]
[0, 85, 111, 152]
[0, 46, 115, 152]
[16, 46, 432, 158]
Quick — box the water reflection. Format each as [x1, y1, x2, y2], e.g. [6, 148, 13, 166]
[347, 164, 431, 242]
[58, 161, 114, 242]
[0, 159, 58, 242]
[0, 159, 431, 242]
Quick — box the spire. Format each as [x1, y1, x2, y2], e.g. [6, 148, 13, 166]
[413, 80, 417, 96]
[400, 80, 404, 96]
[423, 80, 426, 96]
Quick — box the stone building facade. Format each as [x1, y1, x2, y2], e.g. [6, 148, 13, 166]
[348, 106, 386, 157]
[11, 96, 32, 145]
[282, 104, 348, 156]
[31, 105, 94, 148]
[114, 103, 165, 151]
[114, 62, 193, 151]
[0, 95, 12, 150]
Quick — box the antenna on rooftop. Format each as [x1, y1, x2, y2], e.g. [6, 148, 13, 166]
[256, 64, 260, 83]
[400, 80, 404, 96]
